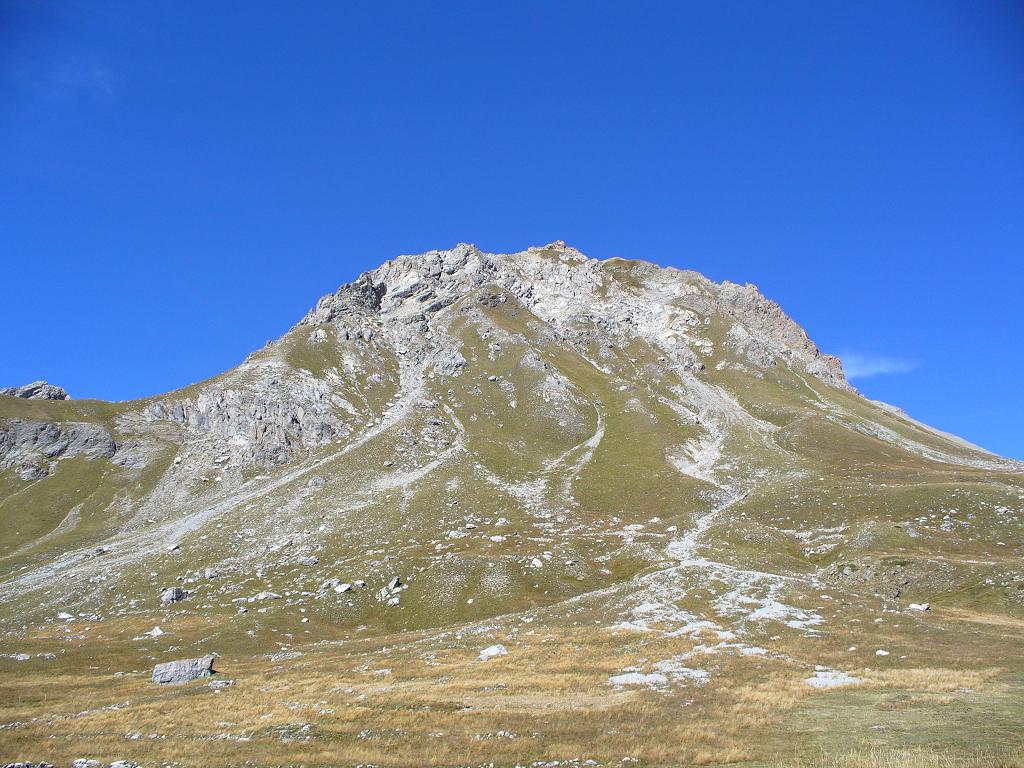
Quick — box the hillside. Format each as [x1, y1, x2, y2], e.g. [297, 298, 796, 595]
[1, 242, 1022, 768]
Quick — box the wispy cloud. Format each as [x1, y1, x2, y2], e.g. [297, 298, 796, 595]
[7, 58, 122, 101]
[52, 61, 120, 98]
[840, 351, 918, 380]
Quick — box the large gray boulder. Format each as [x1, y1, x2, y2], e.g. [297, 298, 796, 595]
[159, 586, 186, 605]
[151, 654, 215, 684]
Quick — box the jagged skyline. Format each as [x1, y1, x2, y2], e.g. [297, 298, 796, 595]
[2, 4, 1023, 457]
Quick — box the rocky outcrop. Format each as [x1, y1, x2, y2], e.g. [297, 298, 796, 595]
[714, 281, 847, 387]
[0, 381, 70, 400]
[144, 374, 348, 466]
[300, 243, 850, 389]
[0, 419, 116, 480]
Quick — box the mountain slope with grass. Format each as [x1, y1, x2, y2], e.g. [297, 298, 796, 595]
[1, 242, 1022, 768]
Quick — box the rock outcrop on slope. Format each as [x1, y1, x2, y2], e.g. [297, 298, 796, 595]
[0, 420, 116, 480]
[0, 381, 70, 400]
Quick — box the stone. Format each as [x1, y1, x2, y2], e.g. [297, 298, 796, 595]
[160, 586, 185, 605]
[478, 644, 507, 661]
[151, 654, 215, 684]
[72, 761, 102, 768]
[609, 672, 668, 687]
[804, 668, 861, 688]
[16, 464, 48, 481]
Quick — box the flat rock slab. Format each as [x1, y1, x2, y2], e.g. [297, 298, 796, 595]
[151, 654, 215, 684]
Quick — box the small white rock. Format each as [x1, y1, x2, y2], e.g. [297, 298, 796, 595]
[478, 644, 507, 661]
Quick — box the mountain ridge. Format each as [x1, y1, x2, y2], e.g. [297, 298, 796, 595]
[1, 243, 1022, 766]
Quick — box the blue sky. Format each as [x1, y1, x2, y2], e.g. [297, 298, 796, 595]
[2, 2, 1022, 458]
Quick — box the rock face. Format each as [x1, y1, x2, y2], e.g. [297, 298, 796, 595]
[0, 381, 70, 400]
[144, 375, 347, 466]
[151, 654, 215, 684]
[301, 242, 849, 389]
[0, 419, 116, 480]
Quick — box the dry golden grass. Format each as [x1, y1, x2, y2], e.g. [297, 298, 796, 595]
[1, 612, 1021, 767]
[942, 608, 1024, 631]
[864, 666, 1001, 693]
[772, 747, 1024, 767]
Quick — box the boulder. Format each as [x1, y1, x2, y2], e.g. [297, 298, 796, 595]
[160, 586, 185, 605]
[16, 464, 48, 481]
[478, 644, 508, 661]
[151, 654, 215, 684]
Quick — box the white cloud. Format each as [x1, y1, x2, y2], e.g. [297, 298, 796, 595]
[53, 62, 120, 98]
[8, 58, 122, 101]
[840, 352, 917, 380]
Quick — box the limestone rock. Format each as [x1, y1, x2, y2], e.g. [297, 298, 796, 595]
[478, 644, 508, 661]
[151, 654, 215, 684]
[0, 420, 116, 475]
[0, 381, 69, 400]
[160, 586, 186, 605]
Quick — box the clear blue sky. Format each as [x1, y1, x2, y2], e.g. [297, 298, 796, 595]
[2, 2, 1022, 458]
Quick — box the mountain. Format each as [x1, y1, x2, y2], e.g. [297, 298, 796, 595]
[1, 242, 1022, 768]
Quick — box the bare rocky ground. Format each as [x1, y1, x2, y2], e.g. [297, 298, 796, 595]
[1, 243, 1022, 768]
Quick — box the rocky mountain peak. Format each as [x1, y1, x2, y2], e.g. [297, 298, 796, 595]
[0, 381, 70, 401]
[301, 243, 849, 389]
